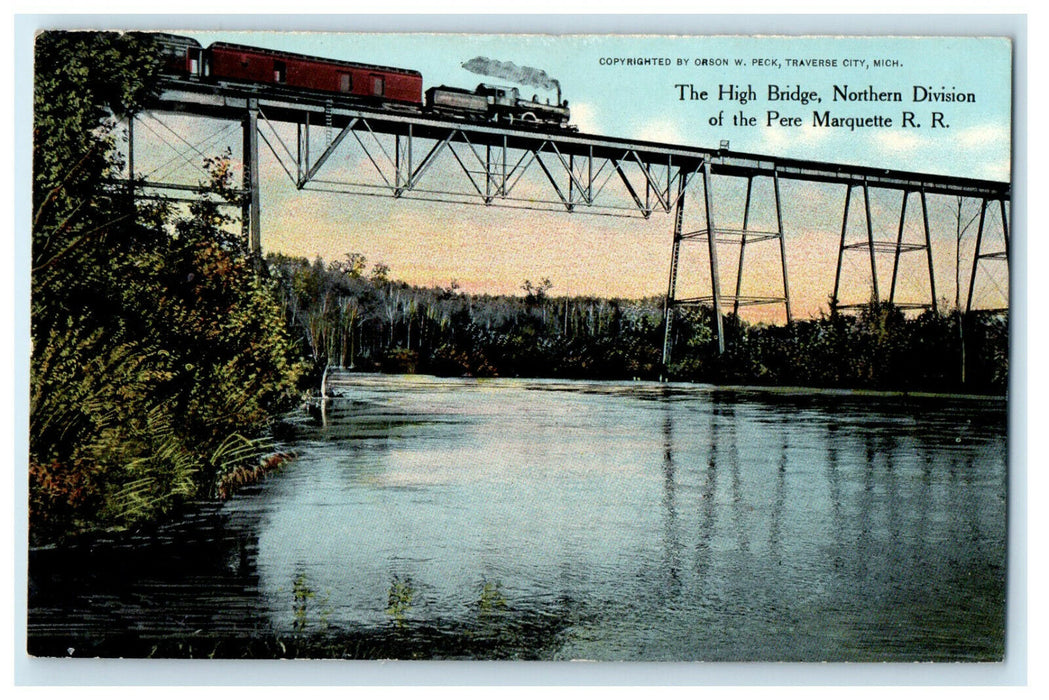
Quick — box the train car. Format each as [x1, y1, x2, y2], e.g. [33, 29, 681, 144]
[425, 85, 489, 118]
[156, 38, 425, 105]
[426, 83, 571, 128]
[153, 35, 572, 130]
[152, 33, 204, 78]
[204, 42, 423, 105]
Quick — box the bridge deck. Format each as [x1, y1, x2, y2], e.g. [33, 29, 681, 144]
[153, 78, 1010, 200]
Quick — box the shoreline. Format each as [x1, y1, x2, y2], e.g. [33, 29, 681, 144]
[324, 367, 1009, 403]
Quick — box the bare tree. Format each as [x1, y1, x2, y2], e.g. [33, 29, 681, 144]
[949, 195, 981, 383]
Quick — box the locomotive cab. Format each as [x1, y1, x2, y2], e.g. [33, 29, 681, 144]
[476, 83, 520, 109]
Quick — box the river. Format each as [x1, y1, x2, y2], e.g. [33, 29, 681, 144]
[27, 372, 1008, 661]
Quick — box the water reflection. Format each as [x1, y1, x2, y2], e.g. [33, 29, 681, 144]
[385, 575, 415, 627]
[767, 425, 788, 566]
[27, 375, 1007, 661]
[660, 413, 682, 596]
[824, 421, 845, 572]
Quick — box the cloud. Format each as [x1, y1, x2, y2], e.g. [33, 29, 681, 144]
[872, 130, 926, 153]
[747, 119, 840, 160]
[951, 122, 1012, 180]
[979, 158, 1011, 181]
[866, 121, 1010, 162]
[958, 122, 1010, 150]
[567, 101, 599, 134]
[632, 118, 685, 145]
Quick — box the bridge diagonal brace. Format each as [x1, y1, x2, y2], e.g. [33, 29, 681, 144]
[454, 134, 507, 204]
[350, 126, 399, 189]
[863, 181, 880, 302]
[666, 165, 700, 211]
[445, 142, 489, 200]
[139, 121, 240, 185]
[832, 185, 853, 311]
[503, 148, 540, 197]
[356, 119, 399, 173]
[965, 198, 988, 314]
[612, 158, 651, 217]
[456, 132, 494, 195]
[256, 106, 300, 180]
[773, 170, 793, 323]
[533, 151, 573, 211]
[999, 198, 1010, 263]
[888, 189, 910, 303]
[702, 159, 726, 353]
[256, 127, 299, 186]
[399, 131, 457, 194]
[966, 196, 1010, 313]
[135, 113, 214, 178]
[458, 132, 499, 180]
[631, 150, 670, 212]
[588, 155, 610, 187]
[661, 171, 690, 368]
[298, 117, 359, 188]
[549, 142, 591, 205]
[732, 176, 755, 318]
[587, 157, 621, 205]
[920, 188, 938, 313]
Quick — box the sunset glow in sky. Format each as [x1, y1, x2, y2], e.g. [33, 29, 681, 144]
[132, 30, 1013, 320]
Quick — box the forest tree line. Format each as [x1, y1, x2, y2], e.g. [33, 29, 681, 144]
[268, 252, 1008, 394]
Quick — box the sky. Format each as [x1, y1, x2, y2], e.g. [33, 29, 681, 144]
[130, 29, 1013, 320]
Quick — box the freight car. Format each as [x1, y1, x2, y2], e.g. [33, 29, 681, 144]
[154, 33, 205, 78]
[154, 34, 572, 130]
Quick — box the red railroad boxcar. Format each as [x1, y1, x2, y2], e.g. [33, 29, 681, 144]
[205, 42, 423, 105]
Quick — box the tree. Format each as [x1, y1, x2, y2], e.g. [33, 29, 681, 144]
[30, 32, 304, 543]
[948, 195, 982, 384]
[522, 278, 553, 304]
[33, 32, 163, 340]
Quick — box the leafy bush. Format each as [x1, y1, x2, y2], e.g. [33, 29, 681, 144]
[30, 32, 305, 543]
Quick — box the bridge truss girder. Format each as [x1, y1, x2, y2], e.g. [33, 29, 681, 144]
[256, 104, 698, 218]
[138, 81, 1012, 366]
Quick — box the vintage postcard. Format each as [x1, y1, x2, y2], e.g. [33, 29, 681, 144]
[23, 19, 1017, 676]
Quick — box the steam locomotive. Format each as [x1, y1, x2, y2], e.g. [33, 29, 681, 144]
[155, 34, 573, 129]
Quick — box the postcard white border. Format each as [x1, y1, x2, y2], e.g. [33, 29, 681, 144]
[8, 10, 1032, 689]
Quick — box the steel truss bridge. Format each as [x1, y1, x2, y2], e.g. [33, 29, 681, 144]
[132, 78, 1011, 364]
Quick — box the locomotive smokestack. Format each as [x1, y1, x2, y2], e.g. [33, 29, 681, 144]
[461, 56, 562, 102]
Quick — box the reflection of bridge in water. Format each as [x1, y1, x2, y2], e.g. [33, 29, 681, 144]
[129, 78, 1011, 362]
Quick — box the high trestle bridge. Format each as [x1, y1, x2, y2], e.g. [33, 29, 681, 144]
[129, 78, 1011, 364]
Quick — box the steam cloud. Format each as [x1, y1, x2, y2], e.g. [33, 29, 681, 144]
[461, 56, 561, 95]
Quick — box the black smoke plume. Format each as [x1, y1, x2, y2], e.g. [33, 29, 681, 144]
[461, 56, 561, 98]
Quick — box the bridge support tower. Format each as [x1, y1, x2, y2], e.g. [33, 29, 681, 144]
[831, 181, 938, 313]
[243, 98, 262, 253]
[966, 196, 1010, 314]
[662, 160, 793, 366]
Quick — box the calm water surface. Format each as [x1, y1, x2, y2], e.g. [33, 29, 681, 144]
[28, 373, 1007, 661]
